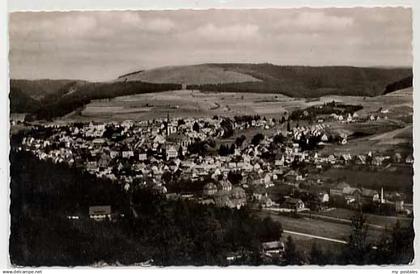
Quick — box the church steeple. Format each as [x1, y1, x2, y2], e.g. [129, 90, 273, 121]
[166, 112, 169, 136]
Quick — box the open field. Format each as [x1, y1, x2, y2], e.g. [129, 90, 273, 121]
[65, 90, 316, 122]
[256, 211, 383, 244]
[64, 87, 412, 122]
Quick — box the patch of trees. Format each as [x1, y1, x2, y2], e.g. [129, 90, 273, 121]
[192, 121, 200, 132]
[233, 115, 261, 124]
[235, 135, 246, 147]
[218, 143, 235, 156]
[187, 138, 216, 156]
[273, 134, 285, 144]
[165, 176, 208, 194]
[251, 133, 265, 146]
[220, 118, 234, 138]
[289, 101, 363, 121]
[383, 75, 413, 95]
[227, 171, 243, 185]
[297, 134, 322, 151]
[344, 214, 413, 265]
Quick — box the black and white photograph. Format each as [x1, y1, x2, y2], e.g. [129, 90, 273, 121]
[6, 4, 416, 268]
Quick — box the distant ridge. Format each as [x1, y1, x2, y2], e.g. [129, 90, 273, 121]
[10, 63, 412, 120]
[117, 63, 412, 97]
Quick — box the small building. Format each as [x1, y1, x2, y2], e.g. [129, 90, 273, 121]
[89, 205, 112, 221]
[393, 153, 402, 163]
[355, 155, 366, 165]
[260, 195, 274, 208]
[226, 252, 243, 263]
[342, 186, 362, 204]
[138, 153, 147, 161]
[395, 200, 405, 213]
[281, 197, 306, 212]
[262, 241, 285, 258]
[166, 145, 178, 159]
[361, 188, 380, 203]
[110, 150, 120, 159]
[218, 180, 232, 192]
[405, 154, 414, 164]
[330, 182, 351, 197]
[98, 154, 111, 169]
[203, 182, 218, 196]
[122, 150, 134, 158]
[230, 186, 247, 209]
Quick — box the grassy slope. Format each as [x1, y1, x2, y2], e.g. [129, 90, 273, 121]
[116, 64, 260, 85]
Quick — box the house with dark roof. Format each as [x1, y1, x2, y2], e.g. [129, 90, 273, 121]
[262, 241, 285, 258]
[89, 205, 112, 221]
[280, 197, 306, 212]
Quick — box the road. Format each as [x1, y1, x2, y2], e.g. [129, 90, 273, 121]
[283, 229, 348, 245]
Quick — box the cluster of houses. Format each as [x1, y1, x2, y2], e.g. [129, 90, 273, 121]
[17, 115, 412, 216]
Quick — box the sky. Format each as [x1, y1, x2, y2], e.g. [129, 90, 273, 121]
[9, 8, 412, 81]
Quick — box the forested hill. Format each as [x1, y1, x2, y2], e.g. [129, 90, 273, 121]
[187, 64, 412, 98]
[11, 80, 181, 121]
[10, 79, 87, 101]
[9, 87, 41, 113]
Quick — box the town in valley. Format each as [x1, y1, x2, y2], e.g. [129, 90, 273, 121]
[8, 8, 414, 266]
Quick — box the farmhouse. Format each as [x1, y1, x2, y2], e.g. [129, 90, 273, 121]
[262, 241, 285, 258]
[218, 179, 233, 192]
[281, 197, 306, 212]
[89, 205, 112, 221]
[230, 186, 247, 209]
[405, 155, 414, 164]
[330, 182, 351, 197]
[360, 188, 380, 203]
[203, 182, 218, 196]
[166, 145, 178, 159]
